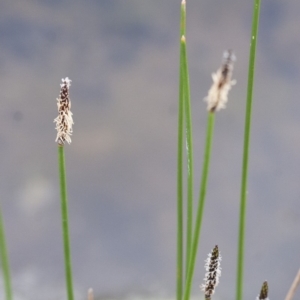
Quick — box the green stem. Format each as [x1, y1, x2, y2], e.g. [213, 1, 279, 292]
[176, 3, 186, 300]
[180, 5, 194, 280]
[58, 145, 74, 300]
[177, 24, 184, 300]
[183, 112, 215, 300]
[0, 207, 13, 300]
[236, 1, 261, 300]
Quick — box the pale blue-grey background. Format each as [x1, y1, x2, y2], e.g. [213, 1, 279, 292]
[0, 0, 299, 299]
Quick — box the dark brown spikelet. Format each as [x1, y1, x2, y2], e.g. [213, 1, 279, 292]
[259, 281, 269, 300]
[201, 245, 222, 300]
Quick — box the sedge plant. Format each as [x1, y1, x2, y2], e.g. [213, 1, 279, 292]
[183, 50, 236, 300]
[177, 4, 237, 300]
[54, 77, 75, 300]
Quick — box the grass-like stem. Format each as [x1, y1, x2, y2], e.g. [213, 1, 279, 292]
[176, 3, 186, 300]
[180, 4, 194, 280]
[0, 207, 13, 300]
[58, 145, 75, 300]
[183, 112, 215, 300]
[236, 1, 261, 300]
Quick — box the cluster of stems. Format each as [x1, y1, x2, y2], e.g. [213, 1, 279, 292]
[176, 1, 262, 300]
[0, 1, 267, 300]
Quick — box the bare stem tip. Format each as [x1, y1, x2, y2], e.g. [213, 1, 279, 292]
[88, 288, 94, 300]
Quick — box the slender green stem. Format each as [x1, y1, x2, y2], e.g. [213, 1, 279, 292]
[236, 1, 261, 300]
[176, 11, 184, 300]
[176, 1, 186, 300]
[58, 145, 74, 300]
[180, 2, 194, 279]
[183, 112, 215, 300]
[176, 3, 186, 300]
[182, 40, 193, 277]
[0, 207, 13, 300]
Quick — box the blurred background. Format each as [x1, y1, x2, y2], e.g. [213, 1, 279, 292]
[0, 0, 300, 299]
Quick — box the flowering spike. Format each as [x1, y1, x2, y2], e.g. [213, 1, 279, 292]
[256, 281, 269, 300]
[200, 245, 222, 300]
[54, 77, 74, 145]
[204, 50, 236, 112]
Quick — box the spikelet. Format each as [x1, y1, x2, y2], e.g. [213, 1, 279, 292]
[204, 50, 236, 112]
[54, 77, 74, 145]
[256, 281, 269, 300]
[200, 245, 222, 300]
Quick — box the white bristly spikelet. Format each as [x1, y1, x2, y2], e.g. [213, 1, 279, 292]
[200, 245, 221, 300]
[54, 77, 74, 145]
[204, 50, 236, 112]
[256, 281, 269, 300]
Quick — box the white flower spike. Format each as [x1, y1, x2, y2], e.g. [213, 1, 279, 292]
[200, 245, 222, 300]
[54, 77, 74, 145]
[204, 50, 236, 112]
